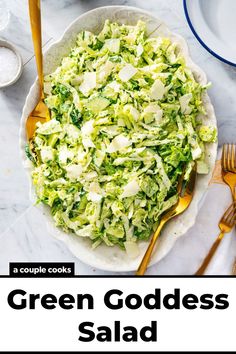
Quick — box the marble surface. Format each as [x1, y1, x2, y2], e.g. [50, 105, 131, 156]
[0, 0, 236, 275]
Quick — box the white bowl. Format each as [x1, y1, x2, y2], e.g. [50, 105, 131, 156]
[20, 6, 217, 272]
[0, 39, 23, 88]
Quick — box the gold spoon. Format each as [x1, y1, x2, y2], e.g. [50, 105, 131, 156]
[136, 164, 197, 275]
[26, 0, 50, 141]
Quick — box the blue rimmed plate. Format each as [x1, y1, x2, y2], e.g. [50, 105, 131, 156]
[183, 0, 236, 67]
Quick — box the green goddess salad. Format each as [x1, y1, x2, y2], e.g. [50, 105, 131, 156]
[26, 20, 217, 257]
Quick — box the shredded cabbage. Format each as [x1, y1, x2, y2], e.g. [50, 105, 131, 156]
[27, 20, 217, 256]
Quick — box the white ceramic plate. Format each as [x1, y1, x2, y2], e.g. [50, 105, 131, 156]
[20, 6, 217, 272]
[184, 0, 236, 66]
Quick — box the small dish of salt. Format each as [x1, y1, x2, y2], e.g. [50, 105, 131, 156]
[0, 39, 23, 88]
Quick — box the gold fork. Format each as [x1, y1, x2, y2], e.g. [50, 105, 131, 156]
[222, 144, 236, 201]
[136, 164, 197, 275]
[221, 144, 236, 274]
[26, 0, 50, 141]
[195, 202, 236, 275]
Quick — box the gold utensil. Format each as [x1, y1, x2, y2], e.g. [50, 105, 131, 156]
[136, 164, 197, 276]
[221, 144, 236, 275]
[222, 144, 236, 201]
[195, 201, 236, 275]
[26, 0, 50, 141]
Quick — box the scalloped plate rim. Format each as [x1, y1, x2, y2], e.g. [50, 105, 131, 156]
[19, 5, 217, 272]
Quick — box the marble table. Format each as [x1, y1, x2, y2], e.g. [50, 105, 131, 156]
[0, 0, 236, 275]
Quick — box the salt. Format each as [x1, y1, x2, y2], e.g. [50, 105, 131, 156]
[0, 47, 18, 84]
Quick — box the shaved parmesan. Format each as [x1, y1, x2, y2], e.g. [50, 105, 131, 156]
[89, 181, 103, 193]
[120, 180, 140, 198]
[154, 110, 163, 124]
[107, 134, 132, 153]
[94, 148, 106, 167]
[81, 120, 95, 148]
[136, 43, 143, 57]
[119, 64, 137, 82]
[179, 93, 193, 114]
[79, 72, 96, 96]
[124, 104, 140, 121]
[81, 120, 94, 136]
[142, 103, 163, 124]
[65, 124, 80, 139]
[87, 182, 104, 202]
[107, 81, 120, 92]
[77, 148, 87, 163]
[143, 103, 161, 114]
[87, 192, 103, 202]
[113, 157, 128, 166]
[66, 164, 83, 179]
[150, 79, 165, 100]
[191, 146, 202, 160]
[98, 61, 114, 82]
[58, 146, 74, 164]
[82, 136, 95, 148]
[104, 38, 120, 53]
[40, 147, 54, 162]
[85, 171, 98, 180]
